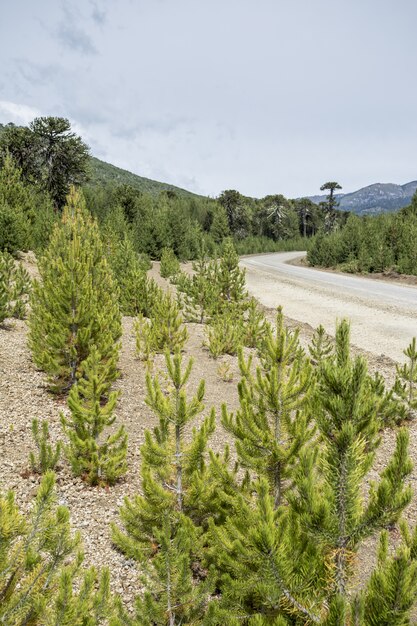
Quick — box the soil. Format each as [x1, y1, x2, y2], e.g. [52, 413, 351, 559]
[1, 259, 416, 611]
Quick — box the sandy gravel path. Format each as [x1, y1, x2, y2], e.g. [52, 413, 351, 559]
[241, 252, 417, 362]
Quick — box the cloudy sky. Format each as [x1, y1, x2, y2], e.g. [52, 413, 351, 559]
[1, 0, 416, 198]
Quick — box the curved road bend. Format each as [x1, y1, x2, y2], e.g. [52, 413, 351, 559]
[240, 252, 417, 362]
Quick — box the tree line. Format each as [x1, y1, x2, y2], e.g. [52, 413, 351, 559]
[0, 117, 348, 261]
[308, 192, 417, 275]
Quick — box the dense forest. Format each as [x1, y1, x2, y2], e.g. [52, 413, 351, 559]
[0, 118, 349, 261]
[308, 195, 417, 275]
[2, 117, 417, 625]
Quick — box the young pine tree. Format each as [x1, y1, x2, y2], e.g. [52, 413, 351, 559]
[215, 237, 247, 311]
[107, 234, 152, 317]
[112, 351, 215, 625]
[61, 346, 127, 486]
[29, 418, 61, 473]
[112, 515, 213, 626]
[289, 319, 415, 623]
[160, 246, 180, 279]
[308, 323, 333, 365]
[394, 337, 417, 422]
[135, 290, 188, 357]
[0, 152, 32, 254]
[176, 254, 219, 324]
[112, 350, 215, 557]
[0, 471, 110, 626]
[209, 320, 417, 624]
[29, 186, 121, 392]
[222, 307, 313, 507]
[0, 250, 31, 324]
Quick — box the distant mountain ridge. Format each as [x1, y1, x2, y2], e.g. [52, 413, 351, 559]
[307, 181, 417, 215]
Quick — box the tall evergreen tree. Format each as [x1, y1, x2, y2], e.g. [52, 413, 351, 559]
[29, 186, 121, 392]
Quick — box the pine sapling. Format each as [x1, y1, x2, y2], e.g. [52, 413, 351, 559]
[29, 186, 121, 393]
[216, 360, 234, 382]
[242, 297, 269, 349]
[61, 346, 127, 486]
[135, 290, 188, 355]
[290, 319, 414, 622]
[0, 251, 31, 324]
[205, 308, 245, 358]
[29, 418, 61, 474]
[0, 471, 110, 625]
[160, 247, 180, 279]
[112, 349, 215, 558]
[112, 515, 213, 626]
[308, 323, 333, 365]
[394, 337, 417, 421]
[222, 306, 313, 507]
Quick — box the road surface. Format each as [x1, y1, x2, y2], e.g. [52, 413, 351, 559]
[241, 252, 417, 362]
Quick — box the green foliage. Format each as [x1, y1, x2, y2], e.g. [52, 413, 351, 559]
[29, 418, 61, 474]
[160, 246, 180, 278]
[108, 234, 152, 316]
[290, 320, 413, 617]
[210, 204, 230, 243]
[242, 297, 269, 348]
[112, 516, 213, 626]
[308, 206, 417, 276]
[234, 235, 313, 255]
[29, 187, 121, 392]
[394, 337, 417, 421]
[0, 250, 31, 324]
[357, 521, 417, 625]
[308, 323, 333, 365]
[205, 319, 417, 624]
[0, 471, 110, 625]
[205, 308, 245, 358]
[0, 153, 32, 254]
[113, 351, 214, 550]
[61, 346, 127, 486]
[216, 237, 247, 306]
[223, 307, 313, 505]
[88, 156, 199, 198]
[216, 360, 234, 382]
[176, 252, 220, 324]
[1, 117, 90, 210]
[136, 290, 188, 357]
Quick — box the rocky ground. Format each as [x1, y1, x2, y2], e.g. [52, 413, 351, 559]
[1, 260, 417, 610]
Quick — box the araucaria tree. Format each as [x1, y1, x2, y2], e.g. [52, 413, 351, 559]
[29, 186, 121, 392]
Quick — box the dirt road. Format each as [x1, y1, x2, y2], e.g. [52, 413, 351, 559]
[241, 252, 417, 362]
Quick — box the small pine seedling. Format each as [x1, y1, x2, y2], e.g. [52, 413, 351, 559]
[308, 323, 333, 365]
[394, 337, 417, 421]
[29, 418, 61, 474]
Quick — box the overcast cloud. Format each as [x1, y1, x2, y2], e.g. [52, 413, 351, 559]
[1, 0, 416, 198]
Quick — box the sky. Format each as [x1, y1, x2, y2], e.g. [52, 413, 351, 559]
[1, 0, 416, 198]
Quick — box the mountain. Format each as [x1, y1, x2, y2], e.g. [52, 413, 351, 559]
[88, 157, 201, 198]
[306, 181, 417, 215]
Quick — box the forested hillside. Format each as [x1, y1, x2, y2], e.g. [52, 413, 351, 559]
[89, 156, 201, 198]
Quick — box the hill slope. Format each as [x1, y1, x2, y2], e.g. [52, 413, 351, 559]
[88, 157, 201, 198]
[307, 181, 417, 215]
